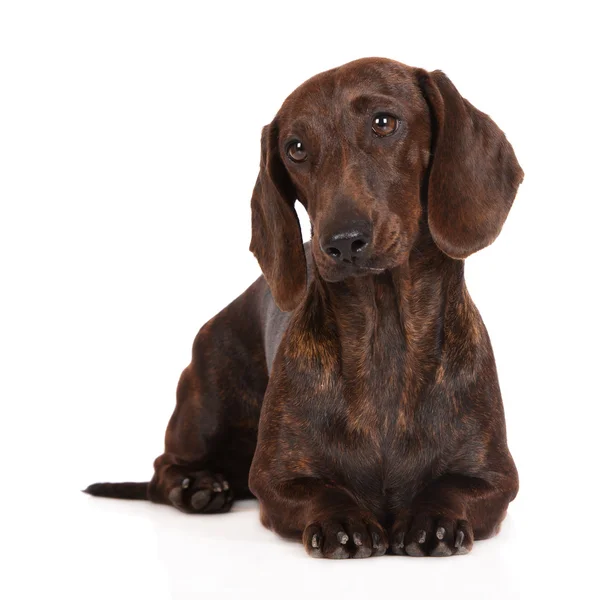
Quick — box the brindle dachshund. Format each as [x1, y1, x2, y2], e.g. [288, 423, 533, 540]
[86, 57, 523, 559]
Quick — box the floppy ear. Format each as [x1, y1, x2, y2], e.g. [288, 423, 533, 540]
[250, 121, 307, 312]
[417, 70, 524, 259]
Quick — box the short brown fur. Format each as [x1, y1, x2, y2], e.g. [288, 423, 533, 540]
[86, 58, 523, 559]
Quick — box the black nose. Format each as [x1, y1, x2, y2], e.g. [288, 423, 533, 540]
[321, 227, 372, 264]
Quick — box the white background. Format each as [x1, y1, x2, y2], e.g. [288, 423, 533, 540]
[1, 1, 598, 598]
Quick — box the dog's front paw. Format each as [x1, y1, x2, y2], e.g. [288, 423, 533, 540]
[303, 514, 387, 559]
[389, 512, 473, 557]
[166, 471, 233, 514]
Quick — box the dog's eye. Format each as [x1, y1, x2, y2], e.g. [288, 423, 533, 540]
[286, 140, 308, 163]
[372, 114, 398, 137]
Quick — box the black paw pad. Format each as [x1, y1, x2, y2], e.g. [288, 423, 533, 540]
[391, 514, 473, 557]
[167, 471, 233, 514]
[303, 518, 387, 559]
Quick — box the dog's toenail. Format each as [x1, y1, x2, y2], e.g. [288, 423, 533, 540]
[372, 531, 381, 547]
[455, 530, 465, 548]
[213, 483, 222, 492]
[181, 478, 190, 489]
[337, 531, 349, 544]
[222, 481, 229, 490]
[436, 527, 445, 540]
[353, 532, 363, 546]
[397, 531, 405, 548]
[417, 530, 427, 544]
[312, 533, 321, 549]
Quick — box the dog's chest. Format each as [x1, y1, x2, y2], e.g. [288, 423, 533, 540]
[309, 292, 454, 505]
[280, 276, 458, 508]
[321, 357, 454, 510]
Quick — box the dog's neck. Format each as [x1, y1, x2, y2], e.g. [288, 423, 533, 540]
[312, 233, 464, 376]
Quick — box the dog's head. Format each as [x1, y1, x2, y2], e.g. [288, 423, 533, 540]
[250, 58, 523, 311]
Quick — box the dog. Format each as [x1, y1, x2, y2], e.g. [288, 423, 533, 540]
[85, 57, 523, 559]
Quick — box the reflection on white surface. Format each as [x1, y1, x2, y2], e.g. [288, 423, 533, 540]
[6, 489, 578, 600]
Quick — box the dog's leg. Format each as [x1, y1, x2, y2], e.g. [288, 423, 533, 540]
[389, 470, 518, 557]
[251, 477, 388, 559]
[146, 298, 268, 513]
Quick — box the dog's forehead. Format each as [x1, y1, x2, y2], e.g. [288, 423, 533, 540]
[278, 58, 419, 122]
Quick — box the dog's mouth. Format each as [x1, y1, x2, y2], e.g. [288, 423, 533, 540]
[318, 260, 389, 282]
[357, 266, 386, 274]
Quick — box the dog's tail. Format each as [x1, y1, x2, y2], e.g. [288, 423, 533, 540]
[83, 481, 149, 500]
